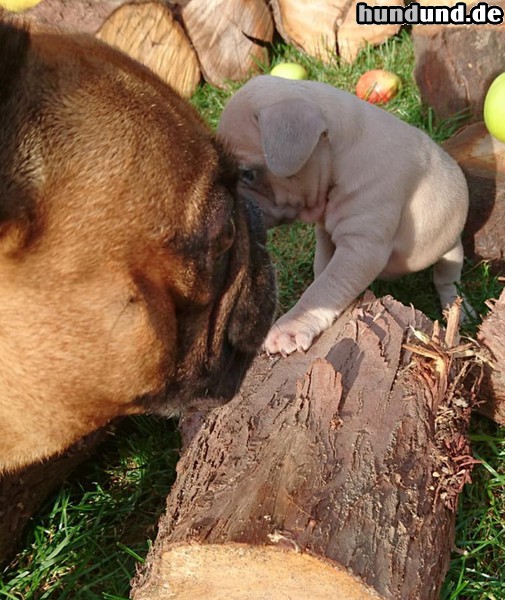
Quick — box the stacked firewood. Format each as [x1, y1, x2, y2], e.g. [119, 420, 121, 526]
[23, 0, 403, 96]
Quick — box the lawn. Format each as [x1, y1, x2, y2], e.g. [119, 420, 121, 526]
[1, 31, 504, 600]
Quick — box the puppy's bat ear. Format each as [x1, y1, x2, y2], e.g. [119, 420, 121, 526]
[0, 16, 37, 254]
[256, 98, 327, 178]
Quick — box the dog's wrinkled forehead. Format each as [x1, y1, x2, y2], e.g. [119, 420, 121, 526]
[16, 31, 236, 242]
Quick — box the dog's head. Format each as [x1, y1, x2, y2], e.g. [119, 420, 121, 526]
[217, 75, 331, 227]
[0, 18, 275, 471]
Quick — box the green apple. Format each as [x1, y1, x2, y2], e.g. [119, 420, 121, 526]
[0, 0, 43, 11]
[270, 62, 308, 81]
[484, 73, 505, 143]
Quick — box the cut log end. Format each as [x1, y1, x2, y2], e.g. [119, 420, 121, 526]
[97, 2, 201, 98]
[132, 543, 383, 600]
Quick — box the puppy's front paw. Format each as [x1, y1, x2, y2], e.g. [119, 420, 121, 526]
[263, 314, 322, 356]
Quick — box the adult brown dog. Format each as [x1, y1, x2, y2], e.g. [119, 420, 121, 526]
[0, 17, 275, 473]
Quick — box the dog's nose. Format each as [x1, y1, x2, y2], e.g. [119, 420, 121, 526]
[243, 196, 268, 243]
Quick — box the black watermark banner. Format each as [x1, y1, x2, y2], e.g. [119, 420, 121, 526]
[356, 1, 504, 24]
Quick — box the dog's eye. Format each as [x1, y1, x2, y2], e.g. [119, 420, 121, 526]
[239, 167, 257, 185]
[216, 216, 236, 257]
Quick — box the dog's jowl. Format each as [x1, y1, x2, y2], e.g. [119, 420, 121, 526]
[218, 75, 471, 357]
[0, 18, 275, 473]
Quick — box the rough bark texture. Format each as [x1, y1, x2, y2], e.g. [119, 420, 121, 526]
[0, 429, 107, 564]
[97, 2, 201, 97]
[270, 0, 401, 63]
[131, 295, 480, 600]
[181, 0, 274, 88]
[413, 9, 505, 122]
[443, 122, 505, 271]
[478, 289, 505, 426]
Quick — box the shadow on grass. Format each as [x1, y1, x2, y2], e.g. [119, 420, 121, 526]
[0, 416, 181, 600]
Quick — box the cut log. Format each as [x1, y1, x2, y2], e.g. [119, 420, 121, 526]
[131, 296, 480, 600]
[413, 5, 505, 121]
[336, 0, 402, 63]
[181, 0, 274, 88]
[270, 0, 339, 61]
[477, 289, 505, 426]
[270, 0, 402, 63]
[97, 2, 201, 98]
[443, 122, 505, 270]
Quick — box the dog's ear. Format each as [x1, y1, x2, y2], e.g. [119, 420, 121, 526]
[0, 17, 37, 254]
[256, 98, 327, 178]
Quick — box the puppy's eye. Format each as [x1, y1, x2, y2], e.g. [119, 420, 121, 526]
[239, 167, 257, 185]
[216, 216, 236, 257]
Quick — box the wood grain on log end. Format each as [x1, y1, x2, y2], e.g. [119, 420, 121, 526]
[182, 0, 274, 88]
[132, 542, 383, 599]
[337, 0, 402, 63]
[97, 2, 201, 98]
[132, 295, 480, 600]
[270, 0, 339, 61]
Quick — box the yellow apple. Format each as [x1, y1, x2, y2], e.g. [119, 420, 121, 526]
[270, 62, 308, 81]
[484, 73, 505, 143]
[0, 0, 42, 11]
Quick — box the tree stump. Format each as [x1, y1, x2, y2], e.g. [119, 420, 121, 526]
[131, 295, 481, 600]
[97, 2, 201, 97]
[413, 5, 505, 122]
[181, 0, 274, 88]
[443, 122, 505, 270]
[478, 289, 505, 426]
[270, 0, 402, 63]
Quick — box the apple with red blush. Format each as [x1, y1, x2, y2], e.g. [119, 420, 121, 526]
[355, 69, 401, 104]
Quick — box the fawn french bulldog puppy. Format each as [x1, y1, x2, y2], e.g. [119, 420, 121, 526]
[217, 75, 470, 356]
[0, 17, 275, 473]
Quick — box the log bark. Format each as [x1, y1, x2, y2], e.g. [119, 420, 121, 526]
[443, 122, 505, 270]
[181, 0, 274, 88]
[413, 4, 505, 122]
[477, 289, 505, 426]
[270, 0, 401, 63]
[97, 2, 201, 97]
[131, 295, 480, 600]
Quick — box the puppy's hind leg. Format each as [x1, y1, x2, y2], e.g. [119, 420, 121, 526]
[433, 239, 475, 319]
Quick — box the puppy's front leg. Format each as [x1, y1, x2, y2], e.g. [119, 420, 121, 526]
[314, 224, 335, 278]
[265, 236, 392, 356]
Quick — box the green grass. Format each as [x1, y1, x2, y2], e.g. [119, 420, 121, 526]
[1, 32, 504, 599]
